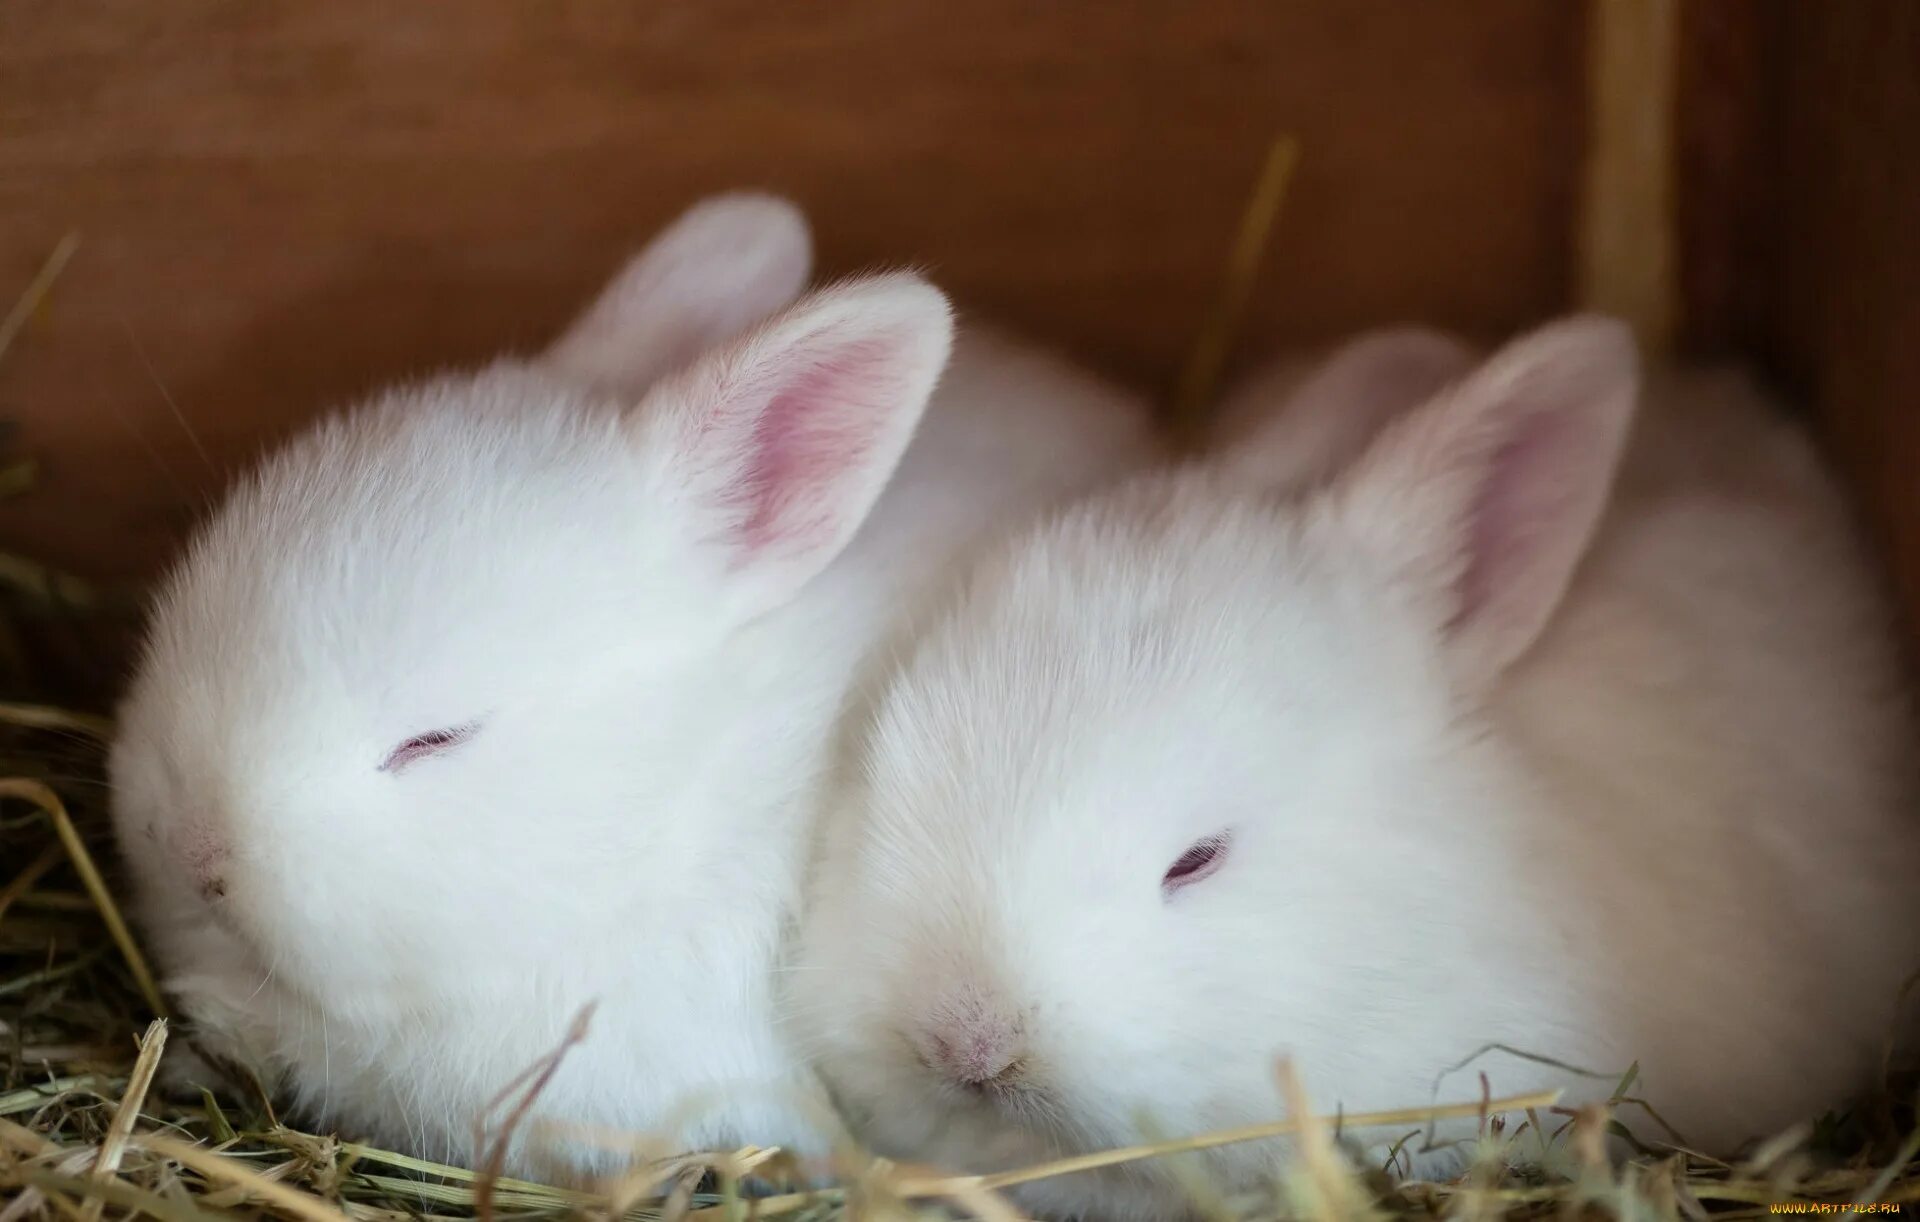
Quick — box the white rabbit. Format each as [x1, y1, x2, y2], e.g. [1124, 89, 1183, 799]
[108, 191, 1158, 1183]
[790, 316, 1920, 1220]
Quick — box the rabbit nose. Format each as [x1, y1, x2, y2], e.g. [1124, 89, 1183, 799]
[925, 1030, 1023, 1088]
[913, 994, 1027, 1089]
[179, 824, 231, 903]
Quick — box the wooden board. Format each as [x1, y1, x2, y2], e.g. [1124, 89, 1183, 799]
[0, 0, 1583, 581]
[1758, 0, 1920, 643]
[1675, 0, 1769, 357]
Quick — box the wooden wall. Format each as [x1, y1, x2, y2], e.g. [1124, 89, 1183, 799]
[1756, 0, 1920, 641]
[0, 1, 1584, 583]
[0, 0, 1914, 654]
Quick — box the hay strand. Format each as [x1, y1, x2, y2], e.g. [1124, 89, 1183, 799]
[0, 553, 101, 610]
[917, 1087, 1564, 1196]
[0, 777, 167, 1016]
[0, 232, 80, 367]
[1273, 1059, 1371, 1222]
[81, 1017, 167, 1222]
[0, 703, 114, 739]
[1170, 135, 1300, 447]
[0, 841, 63, 925]
[472, 1001, 596, 1222]
[135, 1131, 357, 1222]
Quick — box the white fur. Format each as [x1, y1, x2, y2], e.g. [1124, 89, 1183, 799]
[108, 192, 1158, 1183]
[790, 318, 1920, 1220]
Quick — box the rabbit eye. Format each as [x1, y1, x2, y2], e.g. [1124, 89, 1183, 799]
[381, 724, 478, 772]
[1162, 831, 1231, 896]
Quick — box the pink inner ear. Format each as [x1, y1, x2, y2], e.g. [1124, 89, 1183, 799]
[1451, 402, 1583, 634]
[726, 340, 894, 557]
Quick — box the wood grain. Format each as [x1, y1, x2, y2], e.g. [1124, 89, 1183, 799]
[0, 0, 1583, 581]
[1675, 0, 1769, 356]
[1759, 0, 1920, 645]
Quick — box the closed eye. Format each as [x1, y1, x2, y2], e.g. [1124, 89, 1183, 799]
[1162, 831, 1231, 897]
[381, 723, 479, 773]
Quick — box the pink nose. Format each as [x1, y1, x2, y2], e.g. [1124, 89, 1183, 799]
[179, 825, 231, 902]
[913, 994, 1026, 1089]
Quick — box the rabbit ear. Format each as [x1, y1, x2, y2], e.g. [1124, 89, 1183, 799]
[1332, 316, 1639, 690]
[638, 271, 954, 618]
[545, 192, 813, 394]
[1220, 328, 1478, 491]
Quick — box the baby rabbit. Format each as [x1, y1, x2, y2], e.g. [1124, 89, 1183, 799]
[108, 192, 1157, 1181]
[790, 317, 1920, 1220]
